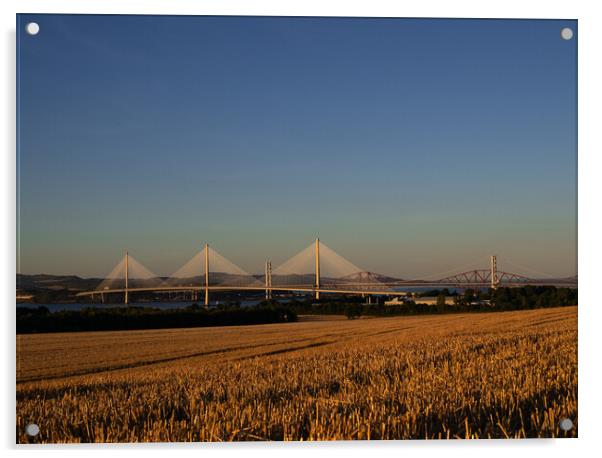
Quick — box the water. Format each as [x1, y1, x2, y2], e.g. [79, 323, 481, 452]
[392, 287, 480, 294]
[17, 300, 266, 313]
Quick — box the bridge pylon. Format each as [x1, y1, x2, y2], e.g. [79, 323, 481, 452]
[265, 261, 272, 300]
[204, 243, 209, 305]
[125, 251, 129, 304]
[315, 238, 320, 300]
[491, 255, 499, 289]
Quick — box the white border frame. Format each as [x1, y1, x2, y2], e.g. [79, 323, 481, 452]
[3, 1, 600, 457]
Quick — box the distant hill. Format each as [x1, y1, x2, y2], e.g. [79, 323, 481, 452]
[16, 272, 262, 292]
[339, 271, 401, 284]
[16, 270, 403, 293]
[267, 271, 402, 287]
[17, 274, 103, 291]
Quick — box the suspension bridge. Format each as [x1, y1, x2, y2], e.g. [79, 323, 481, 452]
[75, 238, 577, 305]
[77, 239, 577, 305]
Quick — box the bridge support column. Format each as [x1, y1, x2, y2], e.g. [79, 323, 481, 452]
[125, 251, 129, 305]
[265, 261, 272, 300]
[315, 238, 320, 300]
[204, 243, 209, 306]
[491, 255, 498, 289]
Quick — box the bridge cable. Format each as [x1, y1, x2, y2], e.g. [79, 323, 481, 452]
[499, 259, 564, 279]
[412, 255, 490, 281]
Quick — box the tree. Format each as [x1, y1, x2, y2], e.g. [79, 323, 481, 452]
[436, 293, 446, 306]
[464, 289, 475, 306]
[345, 303, 362, 320]
[436, 293, 447, 312]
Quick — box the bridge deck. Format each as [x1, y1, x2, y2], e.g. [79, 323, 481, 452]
[76, 281, 577, 298]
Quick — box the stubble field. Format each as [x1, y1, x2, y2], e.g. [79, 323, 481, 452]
[16, 306, 577, 442]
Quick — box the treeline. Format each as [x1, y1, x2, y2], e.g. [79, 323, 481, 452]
[352, 286, 576, 317]
[16, 303, 297, 334]
[271, 286, 577, 319]
[16, 286, 577, 332]
[280, 296, 363, 315]
[415, 288, 457, 298]
[491, 286, 577, 310]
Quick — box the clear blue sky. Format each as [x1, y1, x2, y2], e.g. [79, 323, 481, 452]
[17, 15, 577, 278]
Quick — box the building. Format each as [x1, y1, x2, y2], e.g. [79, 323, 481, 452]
[384, 296, 410, 306]
[414, 296, 449, 306]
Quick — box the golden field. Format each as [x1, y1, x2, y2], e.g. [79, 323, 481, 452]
[16, 306, 577, 442]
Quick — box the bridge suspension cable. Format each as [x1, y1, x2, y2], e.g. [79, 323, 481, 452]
[271, 239, 390, 297]
[162, 244, 263, 304]
[95, 252, 163, 303]
[410, 255, 490, 281]
[497, 258, 569, 279]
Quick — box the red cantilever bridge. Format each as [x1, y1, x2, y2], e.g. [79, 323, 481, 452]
[76, 239, 577, 305]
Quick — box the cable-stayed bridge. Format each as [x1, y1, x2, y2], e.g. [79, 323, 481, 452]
[76, 239, 577, 304]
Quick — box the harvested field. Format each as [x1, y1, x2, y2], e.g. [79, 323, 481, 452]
[16, 306, 577, 442]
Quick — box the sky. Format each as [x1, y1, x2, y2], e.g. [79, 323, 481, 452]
[17, 15, 577, 279]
